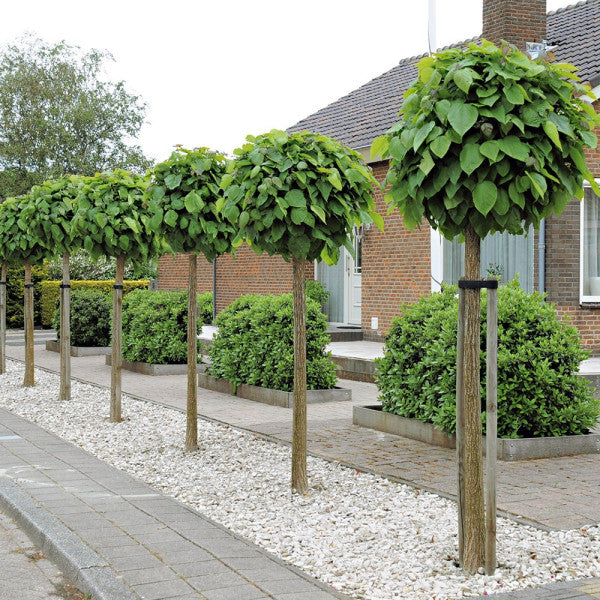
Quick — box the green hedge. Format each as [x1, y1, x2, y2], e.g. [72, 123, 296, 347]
[40, 280, 149, 327]
[7, 265, 48, 327]
[208, 293, 337, 392]
[376, 280, 600, 439]
[53, 289, 112, 347]
[122, 290, 213, 365]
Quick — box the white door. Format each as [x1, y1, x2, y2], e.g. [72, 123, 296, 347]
[345, 230, 362, 325]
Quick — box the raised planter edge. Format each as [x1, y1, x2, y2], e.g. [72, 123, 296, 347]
[352, 405, 600, 461]
[104, 355, 199, 376]
[46, 339, 112, 357]
[198, 367, 351, 407]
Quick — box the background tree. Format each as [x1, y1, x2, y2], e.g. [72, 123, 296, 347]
[0, 35, 151, 199]
[147, 147, 236, 451]
[27, 176, 83, 400]
[0, 194, 53, 386]
[375, 40, 600, 573]
[72, 169, 160, 421]
[221, 129, 381, 492]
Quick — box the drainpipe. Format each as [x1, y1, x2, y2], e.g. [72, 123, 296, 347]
[212, 258, 217, 323]
[538, 218, 546, 297]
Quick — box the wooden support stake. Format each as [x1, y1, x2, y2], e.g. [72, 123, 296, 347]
[59, 253, 71, 401]
[186, 253, 198, 452]
[485, 284, 498, 575]
[0, 261, 6, 375]
[110, 255, 125, 422]
[23, 261, 35, 387]
[291, 258, 308, 493]
[456, 286, 466, 565]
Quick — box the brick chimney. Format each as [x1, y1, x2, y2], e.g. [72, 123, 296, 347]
[482, 0, 547, 51]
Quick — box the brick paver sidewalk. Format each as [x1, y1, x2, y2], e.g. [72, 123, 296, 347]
[0, 405, 347, 600]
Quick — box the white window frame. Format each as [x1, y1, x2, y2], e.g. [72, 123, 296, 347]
[580, 182, 600, 303]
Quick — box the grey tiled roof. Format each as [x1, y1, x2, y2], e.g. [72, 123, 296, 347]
[288, 0, 600, 150]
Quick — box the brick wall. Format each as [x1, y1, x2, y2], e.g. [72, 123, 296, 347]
[544, 101, 600, 354]
[362, 161, 431, 341]
[158, 246, 312, 313]
[482, 0, 546, 49]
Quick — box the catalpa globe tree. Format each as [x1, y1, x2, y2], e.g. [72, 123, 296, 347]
[221, 129, 382, 492]
[374, 40, 600, 573]
[72, 169, 160, 422]
[27, 175, 84, 401]
[148, 147, 236, 452]
[0, 194, 53, 387]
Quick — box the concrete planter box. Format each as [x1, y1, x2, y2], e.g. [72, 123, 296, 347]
[198, 366, 351, 408]
[46, 339, 111, 357]
[353, 405, 600, 461]
[105, 355, 199, 376]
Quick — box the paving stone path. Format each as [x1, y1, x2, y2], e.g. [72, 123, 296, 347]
[0, 505, 85, 600]
[0, 406, 347, 600]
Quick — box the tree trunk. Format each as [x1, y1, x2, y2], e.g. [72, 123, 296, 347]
[110, 255, 125, 422]
[460, 224, 486, 573]
[291, 257, 308, 493]
[23, 261, 34, 387]
[186, 253, 198, 452]
[59, 253, 71, 401]
[0, 261, 6, 375]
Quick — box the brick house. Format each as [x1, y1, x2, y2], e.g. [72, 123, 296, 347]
[159, 0, 600, 353]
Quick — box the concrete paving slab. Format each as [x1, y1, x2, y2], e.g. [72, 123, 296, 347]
[0, 405, 349, 600]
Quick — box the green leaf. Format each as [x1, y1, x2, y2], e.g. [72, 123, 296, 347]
[371, 135, 389, 159]
[480, 140, 500, 162]
[311, 204, 327, 223]
[447, 102, 478, 137]
[238, 211, 250, 229]
[526, 172, 547, 198]
[327, 169, 343, 191]
[164, 210, 178, 227]
[430, 135, 451, 158]
[371, 211, 384, 231]
[504, 84, 524, 105]
[434, 100, 451, 123]
[414, 121, 436, 152]
[164, 173, 182, 190]
[285, 189, 306, 208]
[419, 150, 435, 175]
[184, 191, 203, 214]
[498, 136, 530, 162]
[454, 68, 474, 94]
[291, 207, 315, 227]
[543, 120, 562, 150]
[473, 181, 498, 216]
[459, 143, 484, 175]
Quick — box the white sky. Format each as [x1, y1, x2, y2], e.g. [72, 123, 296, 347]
[1, 0, 575, 162]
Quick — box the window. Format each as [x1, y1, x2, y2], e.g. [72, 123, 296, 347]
[442, 227, 534, 292]
[581, 186, 600, 302]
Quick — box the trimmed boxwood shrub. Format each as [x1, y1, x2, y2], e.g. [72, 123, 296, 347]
[376, 279, 600, 439]
[122, 290, 213, 365]
[40, 279, 149, 327]
[208, 293, 337, 392]
[53, 289, 111, 347]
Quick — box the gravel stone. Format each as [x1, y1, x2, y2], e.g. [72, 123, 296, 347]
[1, 360, 600, 599]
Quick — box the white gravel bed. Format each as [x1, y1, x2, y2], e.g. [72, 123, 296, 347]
[1, 360, 599, 599]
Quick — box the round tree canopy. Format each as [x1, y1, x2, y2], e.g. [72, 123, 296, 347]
[26, 175, 84, 258]
[147, 147, 236, 261]
[71, 169, 160, 263]
[220, 129, 382, 265]
[0, 193, 52, 266]
[374, 40, 600, 240]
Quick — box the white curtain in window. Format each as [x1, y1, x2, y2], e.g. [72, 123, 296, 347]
[584, 189, 600, 296]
